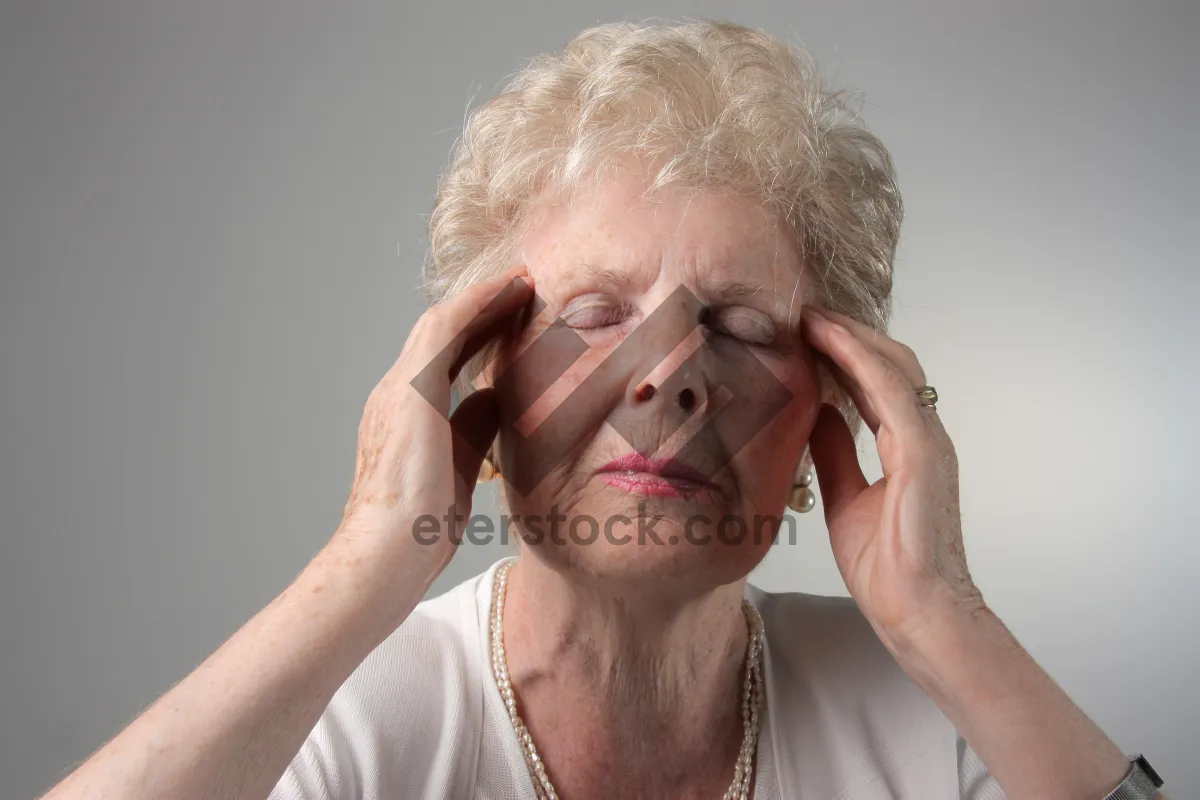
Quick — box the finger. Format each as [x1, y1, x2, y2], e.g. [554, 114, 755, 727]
[448, 308, 518, 387]
[803, 310, 882, 434]
[814, 348, 881, 435]
[446, 269, 540, 386]
[808, 306, 926, 389]
[405, 268, 535, 409]
[808, 403, 869, 520]
[408, 266, 534, 369]
[802, 309, 934, 471]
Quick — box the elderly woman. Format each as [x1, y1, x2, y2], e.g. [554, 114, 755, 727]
[43, 19, 1166, 800]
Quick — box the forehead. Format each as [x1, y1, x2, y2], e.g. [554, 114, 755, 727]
[518, 172, 808, 300]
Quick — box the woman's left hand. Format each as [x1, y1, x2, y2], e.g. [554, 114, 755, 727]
[800, 305, 986, 648]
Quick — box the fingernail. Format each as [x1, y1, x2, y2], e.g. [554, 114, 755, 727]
[805, 307, 848, 337]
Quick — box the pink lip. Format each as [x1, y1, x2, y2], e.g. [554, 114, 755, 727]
[596, 452, 712, 498]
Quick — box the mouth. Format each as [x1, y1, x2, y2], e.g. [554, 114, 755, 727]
[595, 451, 713, 498]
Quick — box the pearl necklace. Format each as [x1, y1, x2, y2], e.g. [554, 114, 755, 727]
[487, 558, 765, 800]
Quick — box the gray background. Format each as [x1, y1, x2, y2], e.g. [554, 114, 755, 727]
[1, 1, 1196, 797]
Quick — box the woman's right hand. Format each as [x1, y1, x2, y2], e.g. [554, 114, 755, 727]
[39, 267, 536, 800]
[334, 263, 535, 582]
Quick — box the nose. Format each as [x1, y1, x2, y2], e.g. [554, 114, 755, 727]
[627, 318, 710, 418]
[631, 359, 704, 414]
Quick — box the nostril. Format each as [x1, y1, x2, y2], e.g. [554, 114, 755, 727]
[678, 387, 695, 410]
[634, 383, 656, 402]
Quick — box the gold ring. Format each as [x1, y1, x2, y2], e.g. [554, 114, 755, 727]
[915, 386, 938, 408]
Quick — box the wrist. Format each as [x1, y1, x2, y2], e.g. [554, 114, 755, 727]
[335, 506, 456, 575]
[875, 590, 1008, 705]
[878, 596, 1135, 800]
[877, 584, 993, 663]
[302, 525, 449, 647]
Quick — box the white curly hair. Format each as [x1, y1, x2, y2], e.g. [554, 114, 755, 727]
[421, 18, 902, 439]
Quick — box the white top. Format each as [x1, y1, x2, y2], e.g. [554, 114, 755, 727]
[270, 557, 1007, 799]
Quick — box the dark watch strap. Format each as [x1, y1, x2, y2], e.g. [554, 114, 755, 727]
[1104, 754, 1164, 800]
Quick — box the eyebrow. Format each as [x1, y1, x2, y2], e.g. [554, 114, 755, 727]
[705, 278, 767, 301]
[571, 262, 766, 298]
[574, 261, 633, 289]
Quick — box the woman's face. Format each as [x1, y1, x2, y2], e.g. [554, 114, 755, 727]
[491, 166, 823, 593]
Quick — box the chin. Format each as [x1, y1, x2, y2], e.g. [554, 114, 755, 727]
[517, 498, 775, 598]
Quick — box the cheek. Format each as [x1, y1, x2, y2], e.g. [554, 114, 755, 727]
[755, 344, 822, 424]
[497, 331, 616, 438]
[490, 325, 626, 503]
[719, 338, 821, 427]
[724, 351, 820, 498]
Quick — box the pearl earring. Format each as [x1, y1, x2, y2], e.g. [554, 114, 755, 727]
[787, 464, 815, 513]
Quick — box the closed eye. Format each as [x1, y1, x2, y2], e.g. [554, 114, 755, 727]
[561, 298, 631, 330]
[703, 306, 777, 346]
